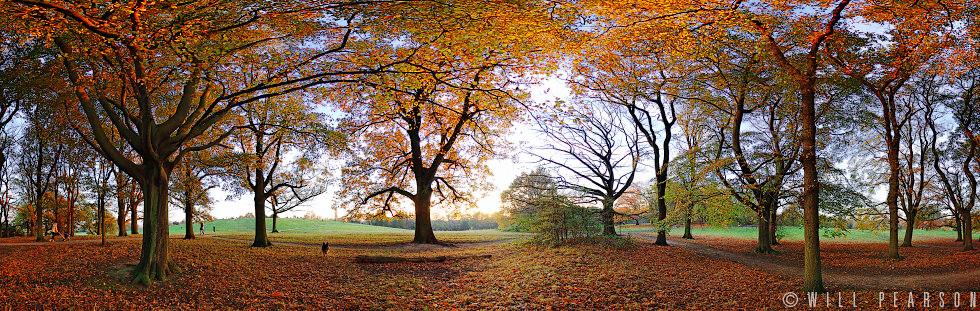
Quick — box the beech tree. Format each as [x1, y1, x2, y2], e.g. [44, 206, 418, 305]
[334, 0, 569, 244]
[4, 0, 401, 284]
[224, 92, 337, 247]
[824, 2, 960, 258]
[748, 0, 851, 293]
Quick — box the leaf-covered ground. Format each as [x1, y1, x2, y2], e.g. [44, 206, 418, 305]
[685, 235, 980, 276]
[0, 237, 803, 310]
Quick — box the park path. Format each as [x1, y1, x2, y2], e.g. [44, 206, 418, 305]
[628, 233, 980, 291]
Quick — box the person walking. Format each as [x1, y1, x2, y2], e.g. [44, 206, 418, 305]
[200, 222, 205, 236]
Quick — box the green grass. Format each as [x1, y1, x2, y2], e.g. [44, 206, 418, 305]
[616, 224, 965, 243]
[215, 230, 524, 246]
[169, 217, 524, 245]
[169, 217, 409, 235]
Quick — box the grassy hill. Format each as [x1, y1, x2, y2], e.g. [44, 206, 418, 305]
[169, 217, 410, 235]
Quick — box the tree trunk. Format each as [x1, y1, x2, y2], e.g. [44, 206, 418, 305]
[601, 198, 617, 236]
[962, 209, 974, 250]
[901, 210, 916, 247]
[183, 198, 195, 239]
[34, 197, 44, 242]
[800, 86, 825, 293]
[413, 189, 439, 244]
[131, 171, 179, 286]
[955, 216, 963, 242]
[116, 191, 128, 236]
[272, 212, 279, 233]
[252, 190, 271, 247]
[682, 212, 693, 239]
[130, 195, 139, 235]
[769, 206, 779, 245]
[654, 176, 668, 245]
[756, 213, 775, 254]
[885, 143, 901, 258]
[99, 195, 105, 246]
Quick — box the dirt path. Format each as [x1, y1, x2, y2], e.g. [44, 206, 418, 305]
[207, 235, 522, 251]
[628, 233, 980, 291]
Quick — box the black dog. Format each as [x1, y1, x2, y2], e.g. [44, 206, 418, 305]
[321, 242, 329, 254]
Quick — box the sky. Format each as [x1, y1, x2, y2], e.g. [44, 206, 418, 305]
[191, 76, 574, 220]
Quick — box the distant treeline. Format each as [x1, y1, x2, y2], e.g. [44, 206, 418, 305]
[357, 213, 499, 231]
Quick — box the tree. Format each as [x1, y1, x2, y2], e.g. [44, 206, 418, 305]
[824, 2, 960, 258]
[224, 91, 338, 247]
[929, 68, 980, 250]
[169, 156, 220, 240]
[500, 167, 559, 232]
[333, 0, 570, 244]
[695, 40, 802, 253]
[749, 0, 851, 293]
[533, 103, 641, 236]
[18, 105, 65, 241]
[269, 176, 327, 233]
[5, 0, 397, 284]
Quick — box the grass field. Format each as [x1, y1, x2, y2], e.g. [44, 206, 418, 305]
[168, 217, 406, 235]
[169, 218, 524, 245]
[615, 224, 965, 243]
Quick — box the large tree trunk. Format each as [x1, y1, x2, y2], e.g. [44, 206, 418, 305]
[413, 189, 439, 244]
[272, 212, 279, 233]
[885, 133, 902, 258]
[800, 86, 825, 293]
[131, 170, 179, 286]
[682, 211, 693, 239]
[654, 176, 668, 245]
[252, 189, 271, 247]
[756, 213, 775, 254]
[601, 198, 616, 236]
[902, 210, 916, 247]
[183, 197, 195, 239]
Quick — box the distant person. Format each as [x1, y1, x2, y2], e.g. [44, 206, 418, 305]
[212, 225, 216, 233]
[50, 225, 59, 242]
[200, 222, 205, 236]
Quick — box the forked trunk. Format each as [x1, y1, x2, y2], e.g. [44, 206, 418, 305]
[131, 172, 179, 286]
[413, 190, 439, 244]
